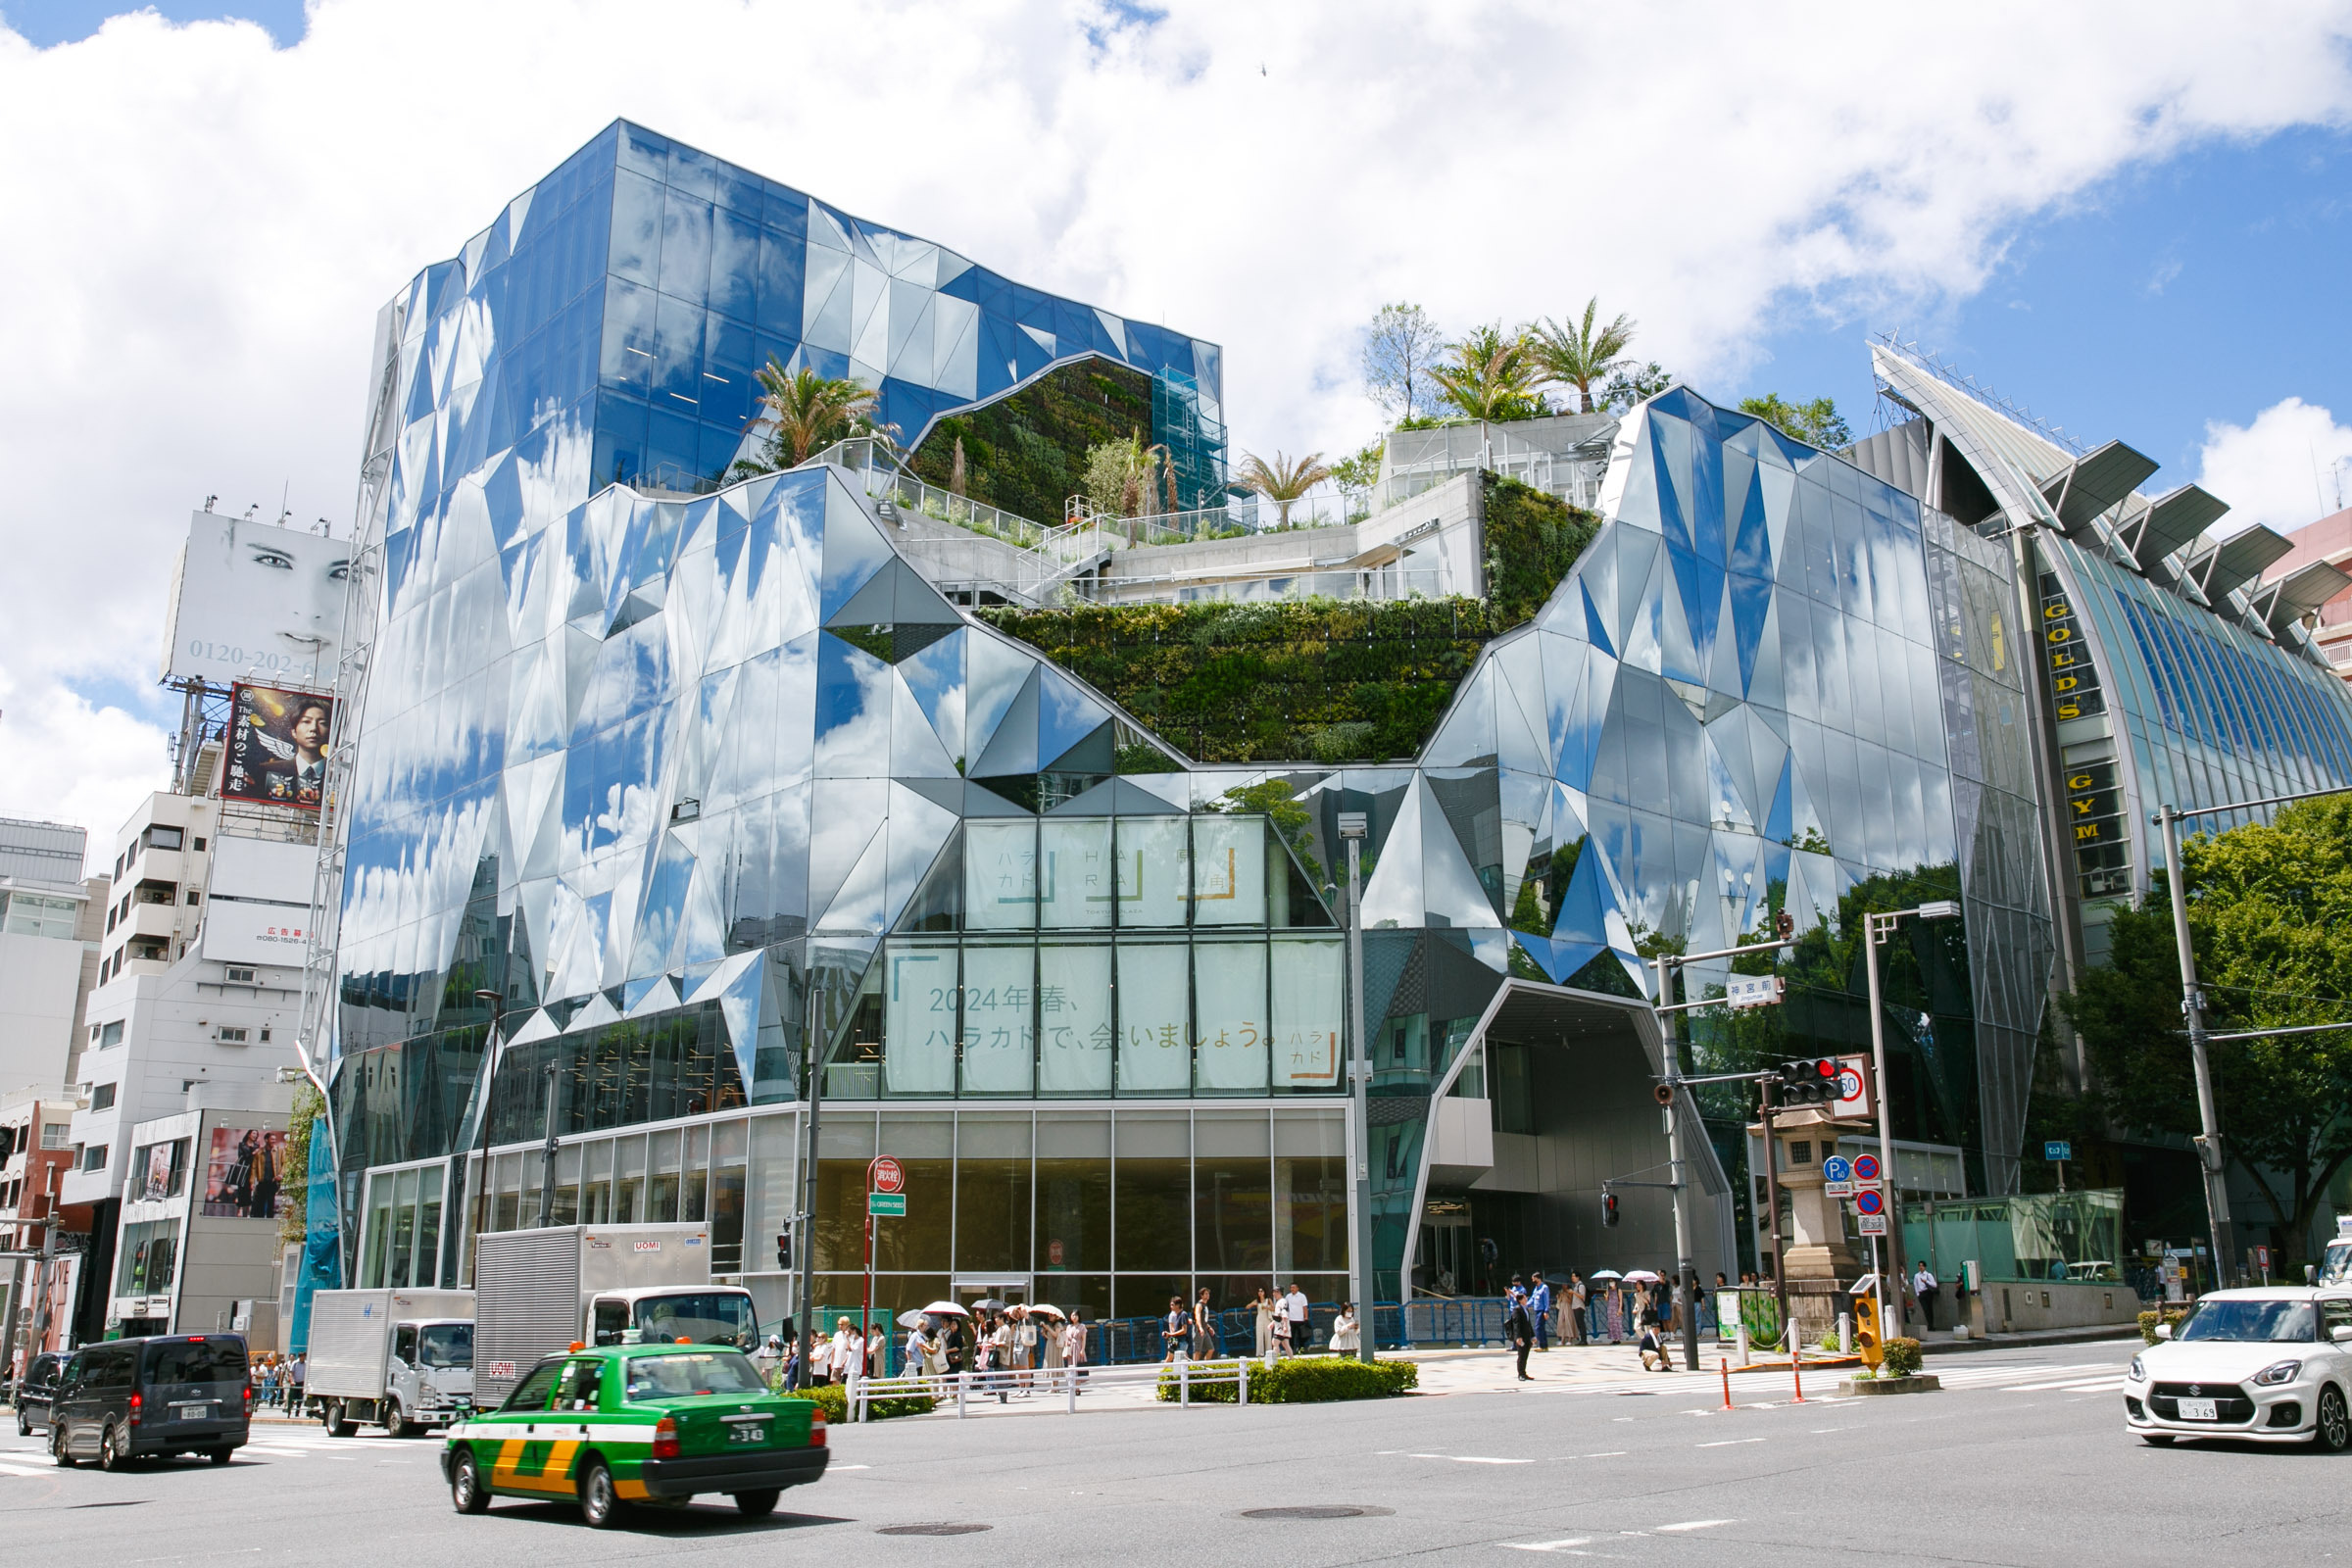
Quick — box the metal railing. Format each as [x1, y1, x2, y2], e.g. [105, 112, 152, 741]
[843, 1356, 1259, 1421]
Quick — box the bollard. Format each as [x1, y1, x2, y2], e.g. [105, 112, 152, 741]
[1791, 1339, 1806, 1403]
[1838, 1312, 1852, 1355]
[1239, 1357, 1249, 1407]
[1180, 1357, 1191, 1407]
[1720, 1353, 1733, 1411]
[1735, 1320, 1749, 1366]
[956, 1371, 969, 1419]
[1066, 1363, 1077, 1414]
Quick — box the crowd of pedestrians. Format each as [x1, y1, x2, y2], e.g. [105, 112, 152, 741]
[249, 1350, 305, 1412]
[1497, 1268, 1719, 1377]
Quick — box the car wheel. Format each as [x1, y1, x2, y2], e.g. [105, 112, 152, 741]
[53, 1421, 77, 1468]
[209, 1447, 234, 1466]
[578, 1458, 625, 1530]
[100, 1422, 132, 1472]
[15, 1408, 26, 1438]
[2314, 1386, 2351, 1453]
[450, 1447, 491, 1514]
[2140, 1434, 2176, 1446]
[734, 1489, 780, 1518]
[327, 1401, 357, 1439]
[385, 1406, 410, 1440]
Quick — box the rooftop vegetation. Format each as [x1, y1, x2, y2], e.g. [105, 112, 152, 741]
[980, 474, 1595, 765]
[906, 359, 1155, 525]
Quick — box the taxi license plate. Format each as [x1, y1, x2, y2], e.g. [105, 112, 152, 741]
[174, 1402, 210, 1422]
[2177, 1398, 2218, 1421]
[729, 1423, 767, 1445]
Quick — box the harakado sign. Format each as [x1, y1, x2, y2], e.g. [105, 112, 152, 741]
[870, 1156, 906, 1195]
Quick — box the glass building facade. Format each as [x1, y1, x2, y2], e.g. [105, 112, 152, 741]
[311, 133, 2352, 1334]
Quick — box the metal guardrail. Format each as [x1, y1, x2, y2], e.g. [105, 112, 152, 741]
[844, 1356, 1259, 1420]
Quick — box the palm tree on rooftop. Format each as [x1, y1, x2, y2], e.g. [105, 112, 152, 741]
[733, 360, 881, 477]
[1236, 450, 1334, 528]
[1525, 299, 1637, 415]
[1428, 324, 1544, 422]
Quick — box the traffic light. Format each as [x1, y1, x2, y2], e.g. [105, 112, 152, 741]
[1779, 1057, 1842, 1105]
[1774, 907, 1795, 941]
[1601, 1189, 1620, 1228]
[775, 1223, 795, 1271]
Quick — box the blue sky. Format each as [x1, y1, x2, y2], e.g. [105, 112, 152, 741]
[0, 0, 305, 45]
[1743, 126, 2352, 499]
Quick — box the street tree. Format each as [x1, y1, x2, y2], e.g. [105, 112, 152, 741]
[2060, 797, 2352, 1263]
[1360, 303, 1446, 423]
[1738, 393, 1853, 450]
[1526, 298, 1637, 414]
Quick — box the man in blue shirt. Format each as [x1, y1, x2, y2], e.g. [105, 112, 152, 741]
[1529, 1272, 1553, 1351]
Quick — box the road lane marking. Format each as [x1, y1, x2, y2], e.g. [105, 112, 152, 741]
[1696, 1439, 1764, 1447]
[1409, 1453, 1533, 1464]
[1656, 1519, 1735, 1532]
[1501, 1539, 1592, 1552]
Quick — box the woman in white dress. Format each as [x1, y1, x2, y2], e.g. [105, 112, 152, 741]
[1329, 1301, 1361, 1354]
[1252, 1289, 1275, 1358]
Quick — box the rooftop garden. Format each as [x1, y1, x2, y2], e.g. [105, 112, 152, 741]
[980, 473, 1595, 763]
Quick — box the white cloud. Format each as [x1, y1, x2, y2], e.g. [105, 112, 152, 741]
[4, 0, 2352, 847]
[2196, 397, 2352, 537]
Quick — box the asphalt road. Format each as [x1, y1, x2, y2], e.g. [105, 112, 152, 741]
[5, 1340, 2343, 1566]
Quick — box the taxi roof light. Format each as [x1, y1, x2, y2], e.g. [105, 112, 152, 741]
[568, 1342, 586, 1352]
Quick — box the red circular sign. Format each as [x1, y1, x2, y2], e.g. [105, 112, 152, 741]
[870, 1156, 906, 1194]
[1855, 1189, 1886, 1216]
[1853, 1153, 1882, 1183]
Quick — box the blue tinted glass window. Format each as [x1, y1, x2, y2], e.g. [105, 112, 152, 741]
[609, 170, 663, 286]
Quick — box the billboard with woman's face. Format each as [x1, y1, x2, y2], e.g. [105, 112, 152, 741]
[160, 513, 348, 689]
[223, 684, 334, 809]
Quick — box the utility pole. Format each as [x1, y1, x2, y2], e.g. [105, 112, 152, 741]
[1759, 1076, 1788, 1342]
[2159, 805, 2235, 1287]
[792, 1017, 828, 1391]
[1864, 901, 1958, 1345]
[1652, 952, 1700, 1373]
[1340, 811, 1375, 1363]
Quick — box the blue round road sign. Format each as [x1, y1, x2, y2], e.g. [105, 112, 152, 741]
[1853, 1153, 1882, 1183]
[1822, 1155, 1853, 1183]
[1855, 1188, 1886, 1216]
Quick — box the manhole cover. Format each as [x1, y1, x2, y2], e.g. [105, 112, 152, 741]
[876, 1523, 993, 1537]
[1240, 1505, 1392, 1520]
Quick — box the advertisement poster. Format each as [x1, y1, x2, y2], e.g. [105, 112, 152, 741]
[160, 512, 348, 688]
[223, 683, 333, 809]
[201, 1127, 291, 1220]
[137, 1140, 183, 1204]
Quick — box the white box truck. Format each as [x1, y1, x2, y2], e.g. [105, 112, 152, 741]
[472, 1223, 758, 1406]
[305, 1287, 475, 1437]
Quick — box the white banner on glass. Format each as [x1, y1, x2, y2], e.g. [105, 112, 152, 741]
[1039, 943, 1114, 1093]
[1039, 818, 1113, 928]
[964, 819, 1037, 929]
[1271, 937, 1344, 1087]
[1116, 943, 1191, 1092]
[960, 945, 1035, 1094]
[1115, 817, 1189, 927]
[1193, 942, 1269, 1090]
[1190, 814, 1265, 925]
[883, 945, 957, 1093]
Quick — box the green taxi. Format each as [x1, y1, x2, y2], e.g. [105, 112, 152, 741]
[439, 1342, 826, 1527]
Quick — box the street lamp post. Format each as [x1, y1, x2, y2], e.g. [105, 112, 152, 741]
[2158, 803, 2234, 1288]
[1651, 952, 1701, 1374]
[468, 989, 505, 1287]
[1864, 900, 1958, 1345]
[535, 1059, 561, 1229]
[1340, 810, 1375, 1363]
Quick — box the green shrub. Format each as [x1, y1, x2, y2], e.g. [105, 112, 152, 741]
[790, 1381, 936, 1422]
[2137, 1307, 2189, 1346]
[1153, 1355, 1418, 1404]
[1881, 1337, 1923, 1378]
[1818, 1328, 1841, 1353]
[1481, 472, 1598, 630]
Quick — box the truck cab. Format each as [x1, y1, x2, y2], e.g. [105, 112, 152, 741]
[2322, 1219, 2352, 1287]
[589, 1287, 757, 1350]
[388, 1319, 475, 1428]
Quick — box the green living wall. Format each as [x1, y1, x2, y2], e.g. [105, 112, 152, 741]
[980, 475, 1596, 764]
[906, 359, 1155, 525]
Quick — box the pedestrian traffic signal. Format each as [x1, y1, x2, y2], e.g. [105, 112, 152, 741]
[1779, 1057, 1842, 1105]
[1601, 1189, 1621, 1228]
[774, 1224, 794, 1271]
[1774, 908, 1795, 941]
